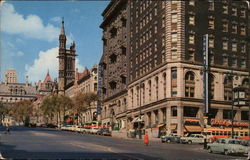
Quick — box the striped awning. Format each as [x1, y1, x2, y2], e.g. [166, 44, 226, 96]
[170, 124, 177, 130]
[185, 125, 202, 132]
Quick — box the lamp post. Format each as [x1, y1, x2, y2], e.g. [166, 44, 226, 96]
[138, 83, 144, 139]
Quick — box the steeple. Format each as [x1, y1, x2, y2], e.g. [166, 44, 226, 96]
[60, 17, 65, 35]
[59, 17, 66, 49]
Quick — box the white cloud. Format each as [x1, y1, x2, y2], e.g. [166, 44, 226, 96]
[1, 3, 60, 42]
[25, 47, 84, 83]
[50, 16, 61, 23]
[16, 51, 24, 56]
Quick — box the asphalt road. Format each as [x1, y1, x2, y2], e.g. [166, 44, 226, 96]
[0, 126, 246, 160]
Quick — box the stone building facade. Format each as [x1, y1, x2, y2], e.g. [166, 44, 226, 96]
[65, 65, 98, 124]
[100, 1, 250, 138]
[99, 0, 129, 134]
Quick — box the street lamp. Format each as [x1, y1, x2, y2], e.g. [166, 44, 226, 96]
[138, 83, 144, 139]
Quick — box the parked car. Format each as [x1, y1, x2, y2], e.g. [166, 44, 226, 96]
[61, 125, 73, 131]
[97, 128, 111, 136]
[90, 127, 99, 134]
[180, 134, 205, 144]
[161, 135, 180, 143]
[46, 123, 57, 128]
[81, 127, 91, 133]
[207, 138, 248, 155]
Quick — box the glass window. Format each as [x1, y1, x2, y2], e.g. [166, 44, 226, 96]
[189, 15, 195, 25]
[171, 106, 177, 117]
[209, 38, 214, 48]
[171, 32, 177, 42]
[222, 41, 228, 50]
[208, 19, 214, 29]
[171, 13, 178, 23]
[189, 34, 195, 44]
[232, 43, 237, 52]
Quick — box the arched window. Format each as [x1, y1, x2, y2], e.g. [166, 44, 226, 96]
[224, 76, 232, 101]
[148, 80, 152, 101]
[155, 76, 159, 100]
[162, 73, 166, 98]
[209, 74, 215, 100]
[130, 89, 134, 108]
[242, 78, 249, 99]
[185, 72, 195, 97]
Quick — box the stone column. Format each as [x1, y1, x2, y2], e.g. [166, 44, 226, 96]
[216, 109, 223, 120]
[158, 109, 163, 124]
[177, 105, 183, 136]
[151, 111, 156, 126]
[177, 66, 184, 97]
[166, 68, 171, 98]
[144, 113, 149, 128]
[235, 109, 241, 121]
[166, 106, 171, 135]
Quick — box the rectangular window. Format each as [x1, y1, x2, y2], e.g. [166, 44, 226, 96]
[222, 5, 228, 14]
[171, 106, 177, 117]
[171, 49, 177, 59]
[222, 23, 228, 32]
[240, 27, 246, 35]
[240, 10, 246, 18]
[171, 68, 177, 80]
[171, 32, 177, 42]
[189, 34, 195, 44]
[232, 24, 237, 34]
[222, 41, 228, 50]
[189, 1, 195, 6]
[241, 111, 249, 120]
[208, 1, 214, 10]
[232, 58, 237, 66]
[223, 57, 228, 66]
[232, 7, 237, 16]
[171, 86, 177, 97]
[240, 60, 246, 68]
[241, 43, 246, 53]
[171, 13, 178, 23]
[208, 19, 214, 29]
[232, 43, 237, 52]
[209, 38, 214, 48]
[189, 15, 195, 25]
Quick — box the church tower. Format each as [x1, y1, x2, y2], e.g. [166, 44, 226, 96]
[57, 19, 77, 94]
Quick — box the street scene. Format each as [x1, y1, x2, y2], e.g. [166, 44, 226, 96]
[0, 0, 250, 160]
[0, 126, 246, 160]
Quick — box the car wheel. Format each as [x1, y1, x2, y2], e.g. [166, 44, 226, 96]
[188, 140, 192, 144]
[167, 140, 171, 143]
[208, 147, 213, 153]
[224, 150, 229, 155]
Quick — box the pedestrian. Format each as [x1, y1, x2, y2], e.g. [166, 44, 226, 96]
[5, 124, 10, 134]
[144, 131, 149, 146]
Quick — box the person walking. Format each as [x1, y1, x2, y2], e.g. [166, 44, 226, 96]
[144, 131, 149, 146]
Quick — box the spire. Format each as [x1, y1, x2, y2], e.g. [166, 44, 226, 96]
[60, 17, 65, 35]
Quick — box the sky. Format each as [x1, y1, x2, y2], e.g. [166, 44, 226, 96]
[0, 0, 109, 83]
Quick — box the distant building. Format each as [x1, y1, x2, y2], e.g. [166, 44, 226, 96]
[37, 71, 56, 95]
[57, 20, 77, 94]
[5, 69, 17, 84]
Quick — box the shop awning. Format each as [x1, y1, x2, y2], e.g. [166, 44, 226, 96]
[131, 116, 144, 123]
[185, 125, 202, 132]
[157, 123, 166, 128]
[170, 124, 177, 130]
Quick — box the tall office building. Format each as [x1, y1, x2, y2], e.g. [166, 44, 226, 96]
[100, 0, 250, 138]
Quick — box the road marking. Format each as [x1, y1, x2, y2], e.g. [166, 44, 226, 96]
[66, 140, 143, 160]
[29, 131, 59, 137]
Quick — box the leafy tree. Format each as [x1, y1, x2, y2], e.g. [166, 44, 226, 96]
[11, 100, 33, 125]
[0, 103, 10, 123]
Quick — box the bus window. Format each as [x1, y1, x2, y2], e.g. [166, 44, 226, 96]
[245, 132, 248, 136]
[219, 131, 223, 136]
[224, 131, 228, 136]
[228, 132, 231, 136]
[216, 131, 219, 135]
[240, 132, 244, 136]
[212, 131, 215, 135]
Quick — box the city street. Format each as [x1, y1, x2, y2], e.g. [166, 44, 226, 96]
[0, 126, 246, 160]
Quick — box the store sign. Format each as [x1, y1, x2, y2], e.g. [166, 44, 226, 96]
[211, 118, 248, 127]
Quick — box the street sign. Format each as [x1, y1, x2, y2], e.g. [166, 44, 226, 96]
[202, 34, 209, 114]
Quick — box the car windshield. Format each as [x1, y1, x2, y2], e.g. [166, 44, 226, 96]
[228, 140, 241, 144]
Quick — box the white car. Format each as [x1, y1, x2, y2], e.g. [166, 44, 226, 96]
[180, 134, 205, 144]
[207, 138, 248, 155]
[61, 125, 73, 131]
[90, 127, 99, 134]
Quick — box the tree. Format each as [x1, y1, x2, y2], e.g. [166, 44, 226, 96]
[0, 103, 10, 123]
[40, 94, 73, 126]
[11, 100, 34, 125]
[72, 92, 98, 124]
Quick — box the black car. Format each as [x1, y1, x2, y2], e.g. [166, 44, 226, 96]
[46, 123, 57, 128]
[97, 128, 111, 136]
[161, 135, 180, 143]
